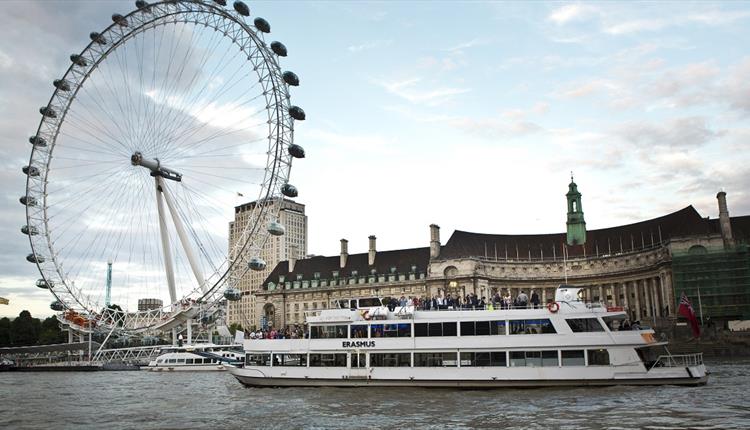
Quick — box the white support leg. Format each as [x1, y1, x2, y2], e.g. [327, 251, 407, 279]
[187, 318, 193, 345]
[158, 177, 208, 294]
[155, 178, 178, 307]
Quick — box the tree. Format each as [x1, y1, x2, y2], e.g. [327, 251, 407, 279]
[228, 322, 244, 335]
[0, 317, 11, 347]
[11, 310, 41, 346]
[38, 316, 66, 345]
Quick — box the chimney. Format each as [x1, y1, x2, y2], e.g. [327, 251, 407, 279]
[288, 245, 298, 273]
[717, 191, 733, 247]
[368, 235, 377, 266]
[340, 239, 348, 268]
[430, 224, 441, 259]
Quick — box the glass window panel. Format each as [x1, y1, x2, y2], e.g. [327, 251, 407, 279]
[561, 350, 585, 366]
[461, 321, 475, 336]
[370, 353, 411, 367]
[428, 323, 443, 337]
[414, 323, 428, 337]
[442, 322, 457, 337]
[490, 352, 507, 367]
[510, 351, 526, 367]
[587, 349, 610, 366]
[542, 350, 559, 367]
[490, 320, 507, 335]
[475, 321, 490, 336]
[525, 351, 543, 367]
[371, 324, 385, 338]
[351, 325, 368, 338]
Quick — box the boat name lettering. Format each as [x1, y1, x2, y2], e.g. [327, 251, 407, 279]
[342, 341, 375, 348]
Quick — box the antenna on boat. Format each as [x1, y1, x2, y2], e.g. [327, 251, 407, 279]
[562, 242, 568, 284]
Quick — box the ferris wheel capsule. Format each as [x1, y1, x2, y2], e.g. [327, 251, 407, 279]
[270, 41, 287, 57]
[29, 135, 47, 147]
[288, 144, 305, 159]
[233, 1, 250, 16]
[53, 79, 71, 91]
[267, 221, 285, 236]
[21, 225, 39, 236]
[213, 0, 227, 6]
[281, 183, 298, 198]
[254, 17, 270, 33]
[288, 106, 306, 121]
[39, 106, 57, 118]
[282, 71, 299, 86]
[27, 253, 44, 263]
[248, 257, 267, 271]
[135, 1, 151, 12]
[89, 32, 107, 45]
[50, 301, 65, 311]
[224, 288, 242, 301]
[20, 196, 37, 206]
[70, 54, 87, 67]
[22, 165, 40, 177]
[36, 279, 53, 289]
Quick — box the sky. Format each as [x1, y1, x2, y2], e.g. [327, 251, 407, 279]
[1, 1, 749, 318]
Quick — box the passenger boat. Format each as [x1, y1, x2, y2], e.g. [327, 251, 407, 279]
[228, 285, 708, 387]
[147, 343, 243, 372]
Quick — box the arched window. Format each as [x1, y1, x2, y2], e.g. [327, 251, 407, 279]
[444, 266, 458, 277]
[572, 201, 577, 212]
[688, 245, 708, 255]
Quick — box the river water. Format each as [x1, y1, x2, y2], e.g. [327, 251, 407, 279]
[1, 359, 749, 429]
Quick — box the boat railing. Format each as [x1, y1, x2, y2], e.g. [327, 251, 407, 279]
[649, 353, 704, 370]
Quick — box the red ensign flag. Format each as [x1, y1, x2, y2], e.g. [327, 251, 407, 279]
[678, 292, 701, 338]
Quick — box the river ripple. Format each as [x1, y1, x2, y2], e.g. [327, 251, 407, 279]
[1, 359, 749, 429]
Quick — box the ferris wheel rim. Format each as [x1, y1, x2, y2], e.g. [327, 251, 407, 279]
[22, 0, 301, 329]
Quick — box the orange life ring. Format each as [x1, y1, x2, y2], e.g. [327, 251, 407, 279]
[547, 302, 560, 313]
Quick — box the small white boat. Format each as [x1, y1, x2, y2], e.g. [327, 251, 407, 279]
[147, 343, 243, 372]
[229, 285, 708, 387]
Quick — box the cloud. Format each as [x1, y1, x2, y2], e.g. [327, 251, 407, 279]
[445, 38, 487, 53]
[374, 77, 470, 106]
[604, 18, 667, 35]
[547, 4, 599, 25]
[347, 39, 392, 53]
[614, 117, 725, 149]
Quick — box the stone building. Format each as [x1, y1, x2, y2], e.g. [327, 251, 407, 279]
[227, 198, 307, 328]
[256, 185, 750, 329]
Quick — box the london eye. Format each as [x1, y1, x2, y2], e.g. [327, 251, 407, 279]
[21, 0, 306, 335]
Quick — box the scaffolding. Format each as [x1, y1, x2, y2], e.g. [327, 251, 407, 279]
[672, 243, 750, 320]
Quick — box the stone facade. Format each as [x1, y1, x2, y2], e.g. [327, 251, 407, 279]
[227, 198, 307, 328]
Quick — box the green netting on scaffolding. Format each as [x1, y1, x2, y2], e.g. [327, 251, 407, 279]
[672, 243, 750, 320]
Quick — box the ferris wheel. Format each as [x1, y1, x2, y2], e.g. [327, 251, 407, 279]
[21, 0, 306, 333]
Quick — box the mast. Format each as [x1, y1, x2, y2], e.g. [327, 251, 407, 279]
[105, 259, 113, 306]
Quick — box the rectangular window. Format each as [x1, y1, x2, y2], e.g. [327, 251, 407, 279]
[351, 325, 368, 339]
[414, 352, 458, 367]
[460, 351, 506, 367]
[566, 318, 605, 333]
[415, 323, 428, 337]
[351, 353, 366, 368]
[542, 350, 559, 367]
[310, 325, 348, 339]
[442, 322, 457, 336]
[509, 319, 557, 335]
[371, 323, 411, 338]
[509, 351, 556, 367]
[309, 353, 347, 367]
[561, 350, 585, 366]
[587, 349, 610, 366]
[359, 298, 381, 307]
[461, 321, 475, 336]
[246, 353, 271, 366]
[370, 353, 411, 367]
[490, 320, 507, 335]
[415, 322, 456, 337]
[276, 354, 307, 366]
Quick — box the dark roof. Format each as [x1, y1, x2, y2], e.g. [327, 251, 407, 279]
[709, 215, 750, 242]
[440, 206, 725, 260]
[263, 247, 430, 288]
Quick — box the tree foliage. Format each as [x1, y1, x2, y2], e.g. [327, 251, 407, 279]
[0, 311, 66, 347]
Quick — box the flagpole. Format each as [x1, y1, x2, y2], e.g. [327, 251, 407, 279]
[697, 287, 704, 325]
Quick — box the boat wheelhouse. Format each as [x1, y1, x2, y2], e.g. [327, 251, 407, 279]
[229, 285, 707, 387]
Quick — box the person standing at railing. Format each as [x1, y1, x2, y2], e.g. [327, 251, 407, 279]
[517, 291, 529, 309]
[531, 290, 540, 309]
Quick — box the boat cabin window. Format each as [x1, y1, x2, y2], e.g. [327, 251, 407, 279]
[509, 319, 556, 335]
[602, 315, 626, 331]
[185, 358, 194, 364]
[337, 299, 356, 309]
[276, 354, 307, 366]
[351, 325, 368, 338]
[309, 353, 347, 367]
[414, 352, 457, 367]
[566, 318, 605, 333]
[358, 298, 382, 307]
[461, 320, 506, 336]
[510, 351, 558, 367]
[414, 322, 457, 337]
[587, 349, 610, 365]
[246, 353, 271, 366]
[351, 353, 366, 368]
[310, 325, 348, 339]
[460, 351, 506, 367]
[370, 353, 411, 367]
[167, 359, 177, 364]
[561, 350, 585, 366]
[371, 323, 411, 338]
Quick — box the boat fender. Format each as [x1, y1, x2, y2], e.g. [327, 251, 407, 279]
[547, 302, 560, 313]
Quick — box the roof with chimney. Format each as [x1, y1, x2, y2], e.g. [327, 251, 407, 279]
[261, 247, 430, 289]
[438, 206, 747, 260]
